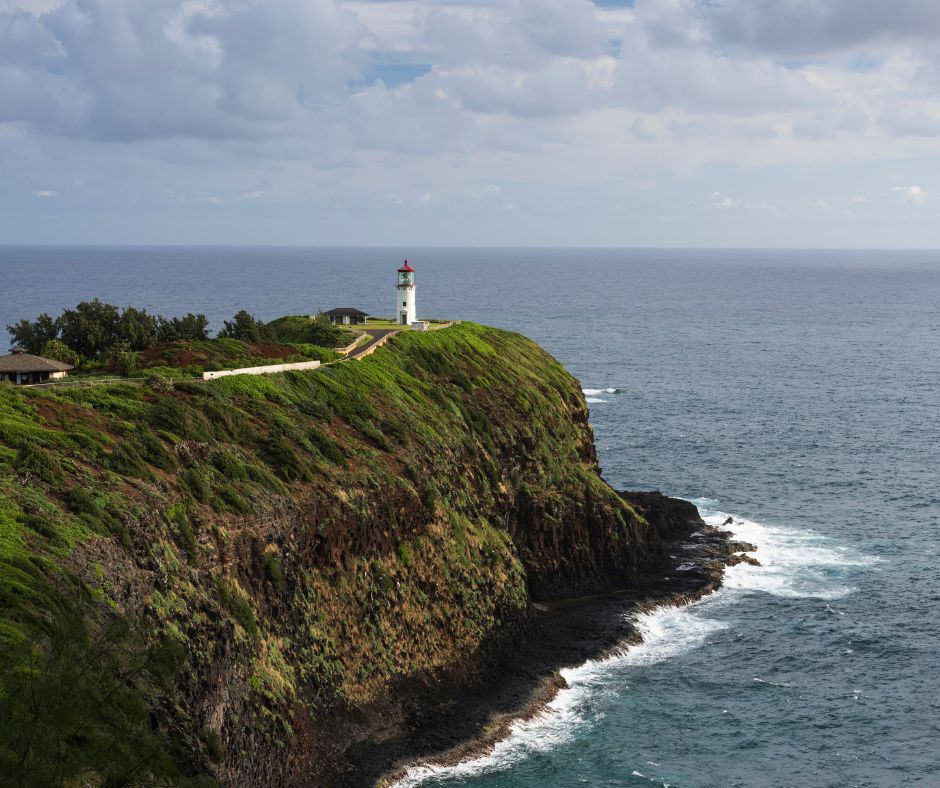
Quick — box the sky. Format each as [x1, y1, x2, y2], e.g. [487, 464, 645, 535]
[2, 0, 940, 247]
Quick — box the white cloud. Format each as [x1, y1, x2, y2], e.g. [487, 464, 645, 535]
[3, 0, 940, 245]
[34, 189, 56, 197]
[892, 185, 929, 204]
[709, 191, 781, 215]
[710, 192, 735, 209]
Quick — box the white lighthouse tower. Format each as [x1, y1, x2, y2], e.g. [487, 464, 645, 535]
[396, 260, 416, 325]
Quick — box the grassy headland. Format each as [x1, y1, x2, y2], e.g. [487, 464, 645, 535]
[0, 322, 656, 785]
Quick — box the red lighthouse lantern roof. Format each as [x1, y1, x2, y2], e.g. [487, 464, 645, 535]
[398, 260, 415, 273]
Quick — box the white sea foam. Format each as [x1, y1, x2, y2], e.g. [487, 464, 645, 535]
[585, 397, 606, 404]
[690, 499, 879, 600]
[582, 387, 620, 396]
[394, 499, 877, 786]
[393, 603, 727, 786]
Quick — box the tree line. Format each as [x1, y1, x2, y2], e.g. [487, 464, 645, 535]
[6, 301, 272, 364]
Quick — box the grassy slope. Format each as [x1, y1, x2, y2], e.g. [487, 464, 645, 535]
[0, 323, 647, 784]
[131, 338, 341, 378]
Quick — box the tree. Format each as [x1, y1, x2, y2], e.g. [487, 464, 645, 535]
[156, 313, 210, 342]
[40, 339, 80, 366]
[7, 313, 59, 354]
[57, 300, 121, 359]
[218, 310, 271, 342]
[117, 306, 158, 351]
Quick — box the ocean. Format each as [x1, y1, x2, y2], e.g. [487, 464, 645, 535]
[1, 246, 938, 787]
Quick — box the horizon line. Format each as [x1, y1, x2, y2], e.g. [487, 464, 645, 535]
[2, 243, 940, 253]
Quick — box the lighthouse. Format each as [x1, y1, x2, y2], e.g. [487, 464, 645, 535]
[396, 260, 416, 325]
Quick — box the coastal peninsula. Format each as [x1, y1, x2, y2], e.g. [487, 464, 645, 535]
[0, 320, 753, 786]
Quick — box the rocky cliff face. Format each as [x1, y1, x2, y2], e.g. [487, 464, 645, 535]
[0, 324, 676, 786]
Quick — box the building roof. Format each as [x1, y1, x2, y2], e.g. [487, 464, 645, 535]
[325, 307, 370, 317]
[398, 260, 414, 273]
[0, 349, 74, 373]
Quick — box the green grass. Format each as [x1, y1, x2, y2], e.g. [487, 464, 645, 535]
[363, 319, 408, 329]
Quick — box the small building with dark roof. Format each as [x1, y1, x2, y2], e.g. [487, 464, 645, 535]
[325, 307, 369, 326]
[0, 348, 74, 385]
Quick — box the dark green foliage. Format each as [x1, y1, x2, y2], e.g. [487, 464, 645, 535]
[21, 512, 58, 541]
[211, 450, 249, 481]
[203, 729, 222, 764]
[65, 487, 128, 544]
[308, 429, 345, 465]
[286, 343, 341, 363]
[40, 339, 80, 366]
[244, 463, 289, 495]
[266, 314, 354, 348]
[166, 504, 197, 561]
[15, 443, 65, 486]
[214, 577, 257, 637]
[348, 415, 391, 451]
[7, 312, 58, 354]
[396, 542, 412, 567]
[117, 306, 158, 352]
[215, 485, 251, 515]
[182, 467, 211, 503]
[135, 430, 177, 472]
[380, 418, 409, 447]
[64, 486, 99, 517]
[149, 397, 212, 441]
[261, 551, 284, 591]
[105, 439, 155, 482]
[421, 480, 440, 511]
[7, 301, 210, 362]
[157, 313, 210, 342]
[0, 608, 189, 787]
[58, 300, 122, 359]
[114, 349, 140, 377]
[258, 433, 313, 482]
[218, 310, 272, 342]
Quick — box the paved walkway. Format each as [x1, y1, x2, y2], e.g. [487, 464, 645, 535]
[346, 329, 399, 360]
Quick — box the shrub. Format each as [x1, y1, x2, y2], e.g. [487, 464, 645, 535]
[105, 440, 154, 481]
[40, 339, 80, 366]
[396, 542, 412, 567]
[308, 429, 345, 465]
[146, 373, 175, 393]
[203, 730, 222, 764]
[182, 467, 211, 503]
[261, 550, 284, 591]
[215, 485, 251, 515]
[114, 350, 139, 378]
[166, 503, 197, 560]
[218, 310, 272, 342]
[15, 443, 65, 486]
[214, 577, 258, 637]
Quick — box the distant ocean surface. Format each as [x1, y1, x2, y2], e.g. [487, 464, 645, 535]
[2, 246, 938, 787]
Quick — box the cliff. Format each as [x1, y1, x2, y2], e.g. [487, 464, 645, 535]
[0, 323, 711, 786]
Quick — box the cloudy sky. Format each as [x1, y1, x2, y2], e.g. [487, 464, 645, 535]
[2, 0, 940, 247]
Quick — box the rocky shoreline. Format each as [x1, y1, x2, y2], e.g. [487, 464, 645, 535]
[324, 493, 758, 788]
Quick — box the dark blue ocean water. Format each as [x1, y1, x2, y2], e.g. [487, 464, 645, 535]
[2, 247, 938, 787]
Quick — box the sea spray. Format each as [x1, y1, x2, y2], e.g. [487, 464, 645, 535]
[692, 500, 880, 601]
[396, 501, 879, 787]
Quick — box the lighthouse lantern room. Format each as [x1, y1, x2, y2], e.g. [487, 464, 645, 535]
[396, 260, 416, 325]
